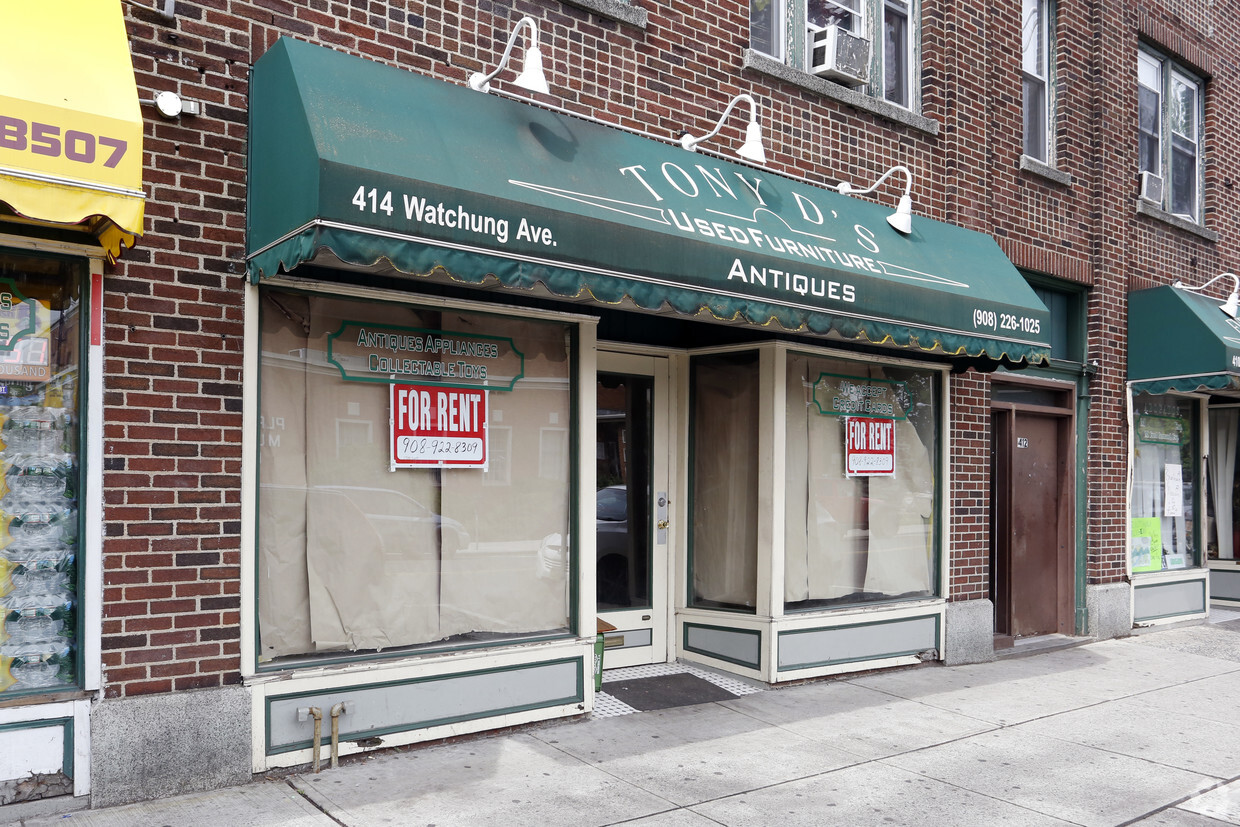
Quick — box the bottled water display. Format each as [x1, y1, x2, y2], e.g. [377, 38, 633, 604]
[0, 400, 78, 693]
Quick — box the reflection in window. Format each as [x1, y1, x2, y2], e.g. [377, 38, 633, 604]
[754, 0, 919, 112]
[1022, 0, 1050, 162]
[1138, 47, 1203, 221]
[596, 373, 651, 610]
[539, 428, 568, 481]
[1131, 395, 1197, 572]
[257, 291, 573, 662]
[751, 0, 783, 56]
[883, 0, 911, 106]
[784, 354, 939, 609]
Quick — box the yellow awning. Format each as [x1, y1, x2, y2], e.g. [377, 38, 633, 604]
[0, 0, 145, 259]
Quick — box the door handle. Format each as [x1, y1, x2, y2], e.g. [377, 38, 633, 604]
[656, 491, 668, 544]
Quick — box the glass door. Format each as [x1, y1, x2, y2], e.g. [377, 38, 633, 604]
[596, 352, 670, 669]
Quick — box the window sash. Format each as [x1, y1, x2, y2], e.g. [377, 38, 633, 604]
[883, 0, 911, 107]
[1021, 0, 1050, 161]
[1138, 82, 1162, 177]
[1138, 49, 1202, 219]
[808, 0, 862, 32]
[751, 0, 784, 58]
[753, 0, 919, 111]
[1169, 70, 1200, 219]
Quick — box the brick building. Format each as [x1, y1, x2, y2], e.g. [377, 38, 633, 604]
[0, 0, 1235, 811]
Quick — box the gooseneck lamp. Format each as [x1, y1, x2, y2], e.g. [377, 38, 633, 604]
[468, 17, 550, 95]
[1174, 272, 1240, 319]
[679, 93, 767, 165]
[836, 165, 916, 234]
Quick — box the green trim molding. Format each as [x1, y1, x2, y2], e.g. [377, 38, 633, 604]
[264, 657, 584, 754]
[682, 622, 762, 670]
[0, 717, 74, 780]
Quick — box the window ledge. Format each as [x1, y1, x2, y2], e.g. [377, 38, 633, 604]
[563, 0, 647, 27]
[1135, 200, 1219, 242]
[1019, 155, 1072, 187]
[742, 49, 940, 136]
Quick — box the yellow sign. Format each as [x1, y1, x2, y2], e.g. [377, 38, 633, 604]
[0, 1, 145, 256]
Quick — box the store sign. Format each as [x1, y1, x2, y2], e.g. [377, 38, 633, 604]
[1136, 414, 1187, 445]
[390, 383, 488, 470]
[0, 279, 48, 381]
[844, 416, 896, 477]
[812, 373, 909, 419]
[328, 322, 523, 390]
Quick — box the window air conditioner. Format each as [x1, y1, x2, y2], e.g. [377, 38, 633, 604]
[807, 24, 870, 84]
[1139, 170, 1164, 204]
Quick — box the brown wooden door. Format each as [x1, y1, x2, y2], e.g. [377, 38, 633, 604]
[992, 406, 1074, 639]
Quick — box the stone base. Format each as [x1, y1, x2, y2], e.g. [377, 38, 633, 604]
[90, 685, 252, 809]
[943, 599, 996, 666]
[1087, 582, 1132, 640]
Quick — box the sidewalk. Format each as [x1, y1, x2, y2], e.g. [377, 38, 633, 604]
[14, 614, 1240, 827]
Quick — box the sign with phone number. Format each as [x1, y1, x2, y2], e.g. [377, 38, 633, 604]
[390, 383, 488, 469]
[972, 307, 1042, 336]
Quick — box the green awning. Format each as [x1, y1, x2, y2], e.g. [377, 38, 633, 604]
[1129, 285, 1240, 394]
[247, 37, 1050, 365]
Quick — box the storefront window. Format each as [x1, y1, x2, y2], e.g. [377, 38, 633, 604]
[784, 353, 939, 608]
[0, 250, 82, 693]
[690, 352, 760, 611]
[1209, 407, 1240, 560]
[1131, 394, 1198, 572]
[257, 290, 573, 662]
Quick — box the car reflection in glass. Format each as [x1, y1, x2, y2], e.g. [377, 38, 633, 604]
[261, 484, 471, 555]
[538, 485, 633, 606]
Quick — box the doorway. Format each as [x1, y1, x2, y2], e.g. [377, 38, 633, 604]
[991, 384, 1075, 642]
[595, 352, 672, 668]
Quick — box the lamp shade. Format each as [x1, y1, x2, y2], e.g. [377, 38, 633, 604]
[737, 120, 766, 164]
[513, 45, 550, 94]
[886, 194, 913, 234]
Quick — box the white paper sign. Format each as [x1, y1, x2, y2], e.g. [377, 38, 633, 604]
[1163, 463, 1183, 518]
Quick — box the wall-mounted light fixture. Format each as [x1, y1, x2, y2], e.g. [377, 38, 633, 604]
[836, 165, 916, 234]
[152, 90, 200, 119]
[679, 93, 766, 165]
[1174, 272, 1240, 318]
[468, 17, 550, 95]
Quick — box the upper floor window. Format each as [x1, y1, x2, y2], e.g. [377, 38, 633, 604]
[751, 0, 783, 58]
[755, 0, 917, 110]
[1138, 47, 1203, 221]
[882, 0, 912, 107]
[1022, 0, 1051, 162]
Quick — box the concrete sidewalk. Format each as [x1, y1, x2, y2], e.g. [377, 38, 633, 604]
[15, 616, 1240, 827]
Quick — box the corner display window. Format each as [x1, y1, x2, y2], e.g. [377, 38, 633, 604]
[1131, 395, 1197, 572]
[0, 251, 82, 694]
[257, 290, 573, 663]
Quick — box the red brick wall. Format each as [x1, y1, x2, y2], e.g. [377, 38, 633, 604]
[97, 0, 1240, 694]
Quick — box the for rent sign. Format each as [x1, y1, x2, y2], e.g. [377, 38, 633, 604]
[844, 416, 896, 477]
[390, 383, 488, 470]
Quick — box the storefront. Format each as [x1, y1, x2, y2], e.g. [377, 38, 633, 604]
[0, 0, 144, 802]
[1128, 281, 1240, 621]
[244, 37, 1050, 770]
